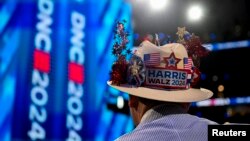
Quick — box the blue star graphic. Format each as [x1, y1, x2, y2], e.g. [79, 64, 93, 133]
[163, 53, 181, 68]
[168, 57, 176, 66]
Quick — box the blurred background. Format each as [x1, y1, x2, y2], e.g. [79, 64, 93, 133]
[0, 0, 249, 140]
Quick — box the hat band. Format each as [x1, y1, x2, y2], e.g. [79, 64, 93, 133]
[144, 67, 192, 89]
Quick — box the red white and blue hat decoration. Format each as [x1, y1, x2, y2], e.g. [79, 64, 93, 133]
[108, 22, 213, 102]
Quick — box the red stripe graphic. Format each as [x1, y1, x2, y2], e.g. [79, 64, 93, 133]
[68, 62, 84, 84]
[34, 49, 50, 73]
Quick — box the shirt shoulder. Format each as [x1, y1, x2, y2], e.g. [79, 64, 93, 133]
[115, 114, 218, 141]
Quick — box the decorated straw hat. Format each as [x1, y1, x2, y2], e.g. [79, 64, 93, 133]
[108, 23, 213, 102]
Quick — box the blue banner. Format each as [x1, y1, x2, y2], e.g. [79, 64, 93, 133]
[11, 0, 87, 140]
[0, 0, 132, 140]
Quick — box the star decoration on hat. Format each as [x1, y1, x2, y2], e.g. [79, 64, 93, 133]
[163, 53, 181, 68]
[131, 60, 140, 76]
[176, 27, 187, 37]
[176, 27, 189, 43]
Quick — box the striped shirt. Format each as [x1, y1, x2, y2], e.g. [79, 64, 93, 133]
[115, 104, 218, 141]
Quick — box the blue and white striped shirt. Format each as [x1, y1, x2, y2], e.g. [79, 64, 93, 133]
[116, 104, 218, 141]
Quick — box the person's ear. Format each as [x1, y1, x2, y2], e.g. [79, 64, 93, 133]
[128, 95, 139, 108]
[182, 103, 191, 111]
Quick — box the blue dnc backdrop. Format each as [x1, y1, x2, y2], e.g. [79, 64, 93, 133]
[0, 0, 133, 140]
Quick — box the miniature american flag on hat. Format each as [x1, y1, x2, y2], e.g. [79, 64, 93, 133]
[184, 57, 193, 71]
[144, 53, 160, 66]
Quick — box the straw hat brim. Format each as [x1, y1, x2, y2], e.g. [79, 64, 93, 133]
[107, 81, 213, 102]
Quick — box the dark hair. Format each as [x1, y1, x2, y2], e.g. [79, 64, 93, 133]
[137, 96, 190, 111]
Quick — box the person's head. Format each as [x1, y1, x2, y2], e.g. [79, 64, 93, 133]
[128, 95, 191, 126]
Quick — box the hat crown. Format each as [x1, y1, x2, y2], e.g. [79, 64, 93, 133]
[135, 40, 189, 69]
